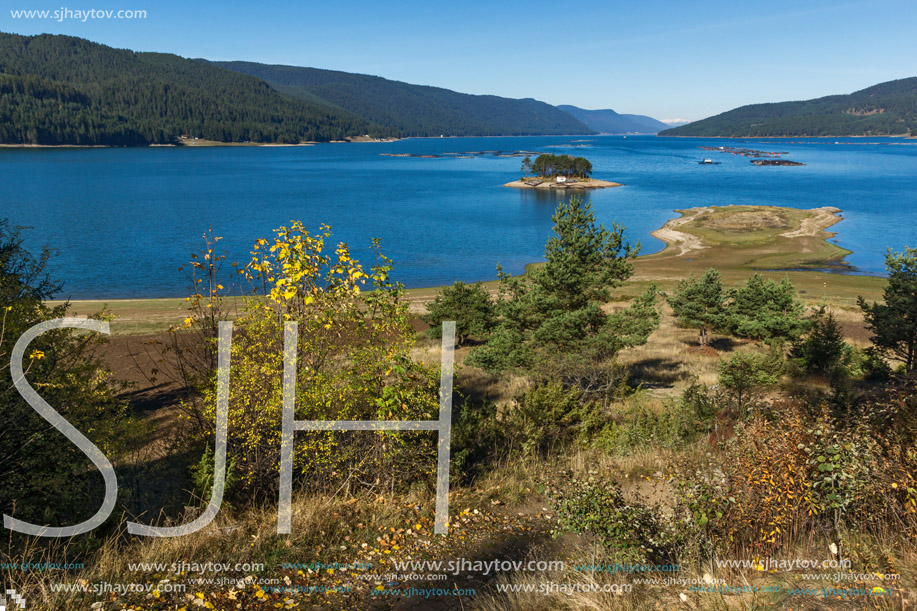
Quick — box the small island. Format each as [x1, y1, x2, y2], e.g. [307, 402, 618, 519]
[504, 153, 621, 190]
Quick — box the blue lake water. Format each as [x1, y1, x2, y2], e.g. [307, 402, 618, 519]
[1, 135, 915, 299]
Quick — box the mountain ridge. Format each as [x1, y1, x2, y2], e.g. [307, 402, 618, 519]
[660, 77, 917, 137]
[211, 60, 593, 138]
[555, 105, 670, 134]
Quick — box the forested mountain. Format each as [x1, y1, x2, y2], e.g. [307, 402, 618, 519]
[660, 78, 917, 137]
[555, 105, 669, 134]
[0, 33, 372, 145]
[213, 61, 593, 137]
[0, 33, 376, 145]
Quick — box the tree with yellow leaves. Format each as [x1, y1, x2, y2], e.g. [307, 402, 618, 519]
[185, 222, 438, 502]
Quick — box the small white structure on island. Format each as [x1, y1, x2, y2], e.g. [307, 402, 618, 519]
[556, 175, 567, 183]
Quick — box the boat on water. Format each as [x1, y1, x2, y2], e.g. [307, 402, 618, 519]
[699, 158, 717, 164]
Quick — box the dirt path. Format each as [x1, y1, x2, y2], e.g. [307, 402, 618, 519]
[779, 206, 843, 238]
[650, 207, 711, 256]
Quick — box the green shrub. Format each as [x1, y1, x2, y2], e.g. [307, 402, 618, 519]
[0, 220, 143, 530]
[593, 394, 694, 454]
[449, 397, 506, 483]
[717, 351, 781, 413]
[789, 308, 851, 383]
[680, 378, 721, 433]
[551, 476, 676, 562]
[505, 382, 584, 457]
[848, 347, 891, 381]
[422, 281, 496, 346]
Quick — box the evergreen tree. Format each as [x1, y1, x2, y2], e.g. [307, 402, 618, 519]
[422, 281, 496, 346]
[717, 351, 780, 414]
[858, 247, 917, 373]
[790, 308, 850, 379]
[469, 197, 655, 373]
[726, 275, 808, 343]
[667, 268, 727, 346]
[0, 220, 140, 526]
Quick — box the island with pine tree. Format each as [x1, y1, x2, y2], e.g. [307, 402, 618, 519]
[504, 153, 621, 190]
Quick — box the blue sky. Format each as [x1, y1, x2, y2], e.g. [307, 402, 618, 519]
[3, 0, 915, 121]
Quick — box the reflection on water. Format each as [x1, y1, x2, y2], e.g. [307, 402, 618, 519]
[517, 188, 580, 206]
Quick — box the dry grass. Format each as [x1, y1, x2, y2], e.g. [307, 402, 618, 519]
[3, 491, 427, 610]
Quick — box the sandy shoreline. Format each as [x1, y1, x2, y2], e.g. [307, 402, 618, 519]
[0, 137, 396, 149]
[504, 178, 622, 190]
[650, 208, 712, 256]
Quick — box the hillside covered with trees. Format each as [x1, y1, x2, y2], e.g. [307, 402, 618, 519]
[660, 77, 917, 137]
[213, 61, 593, 138]
[0, 33, 372, 145]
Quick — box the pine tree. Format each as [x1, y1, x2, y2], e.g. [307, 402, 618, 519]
[422, 281, 496, 346]
[858, 247, 917, 373]
[469, 197, 655, 373]
[726, 275, 808, 343]
[790, 308, 849, 378]
[667, 268, 727, 346]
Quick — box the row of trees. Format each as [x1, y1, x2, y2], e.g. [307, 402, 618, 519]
[668, 252, 917, 378]
[667, 270, 807, 346]
[521, 154, 593, 179]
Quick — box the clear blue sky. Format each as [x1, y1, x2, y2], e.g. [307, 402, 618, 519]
[3, 0, 915, 121]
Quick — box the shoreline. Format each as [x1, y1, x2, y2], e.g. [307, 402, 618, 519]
[54, 206, 869, 306]
[6, 134, 912, 149]
[659, 134, 914, 139]
[0, 137, 397, 149]
[504, 177, 622, 190]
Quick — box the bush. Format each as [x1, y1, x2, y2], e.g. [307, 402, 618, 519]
[449, 396, 506, 484]
[680, 377, 722, 433]
[421, 281, 495, 346]
[593, 393, 695, 454]
[672, 394, 917, 556]
[717, 350, 781, 413]
[505, 381, 584, 457]
[849, 347, 892, 381]
[550, 476, 676, 562]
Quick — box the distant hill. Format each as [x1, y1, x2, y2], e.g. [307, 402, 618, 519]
[0, 32, 369, 145]
[214, 61, 593, 138]
[660, 78, 917, 137]
[555, 105, 670, 134]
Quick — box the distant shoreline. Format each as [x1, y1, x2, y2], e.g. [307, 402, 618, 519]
[658, 133, 914, 139]
[0, 136, 399, 149]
